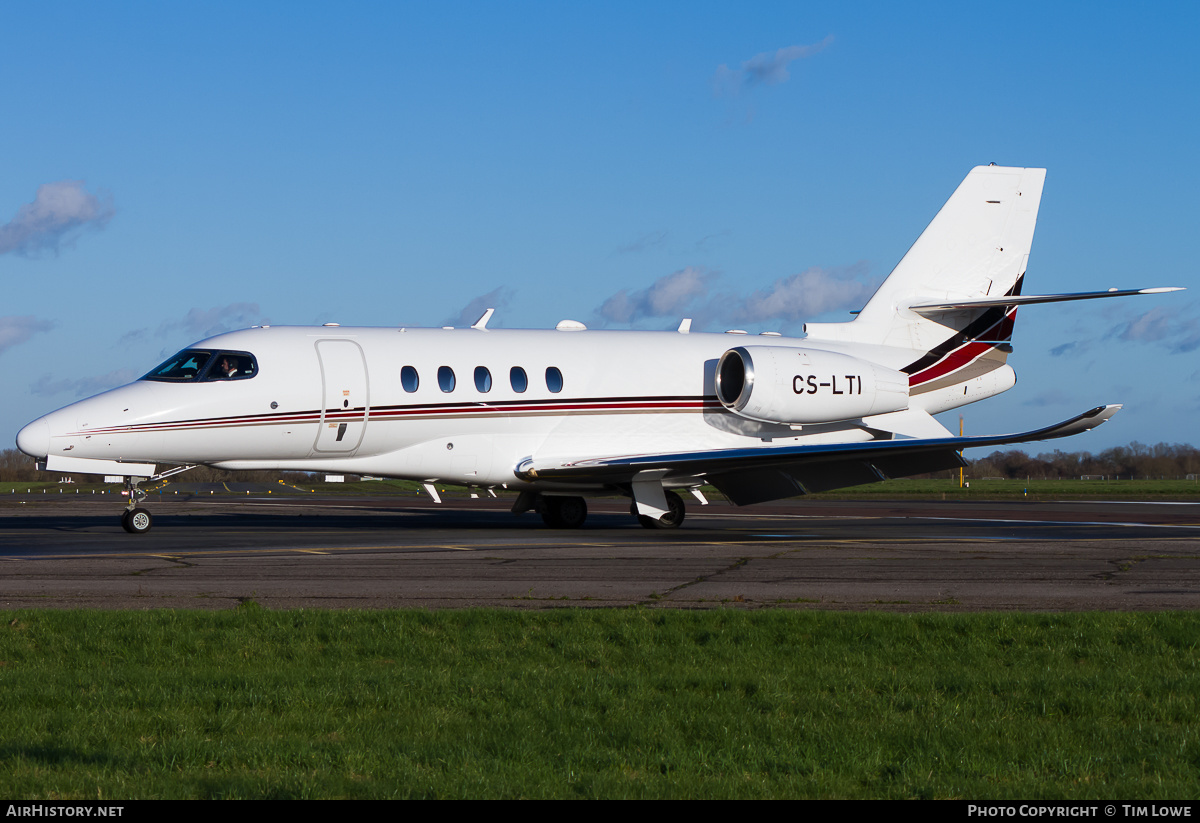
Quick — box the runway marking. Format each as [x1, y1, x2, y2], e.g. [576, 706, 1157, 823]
[744, 535, 820, 542]
[1076, 501, 1200, 506]
[4, 524, 1198, 564]
[916, 516, 1200, 530]
[691, 512, 875, 520]
[0, 541, 549, 562]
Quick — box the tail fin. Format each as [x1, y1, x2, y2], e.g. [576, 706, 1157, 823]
[805, 165, 1045, 354]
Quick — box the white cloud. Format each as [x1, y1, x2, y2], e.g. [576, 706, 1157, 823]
[614, 230, 669, 256]
[158, 303, 268, 340]
[594, 263, 877, 330]
[713, 36, 834, 98]
[31, 369, 137, 398]
[0, 315, 55, 356]
[445, 286, 514, 328]
[1115, 304, 1200, 353]
[599, 267, 715, 324]
[732, 263, 876, 323]
[1050, 341, 1082, 357]
[1050, 300, 1199, 360]
[119, 304, 269, 348]
[1117, 305, 1174, 343]
[1022, 389, 1078, 408]
[0, 180, 114, 256]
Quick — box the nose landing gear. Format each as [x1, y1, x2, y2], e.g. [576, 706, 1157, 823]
[121, 477, 153, 534]
[115, 465, 195, 534]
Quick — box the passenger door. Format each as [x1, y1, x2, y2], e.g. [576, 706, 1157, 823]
[314, 339, 369, 452]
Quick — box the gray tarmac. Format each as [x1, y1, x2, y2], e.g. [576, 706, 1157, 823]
[1, 494, 1199, 611]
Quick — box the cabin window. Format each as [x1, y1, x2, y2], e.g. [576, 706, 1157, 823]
[546, 366, 563, 393]
[510, 367, 528, 393]
[474, 366, 492, 393]
[401, 366, 419, 392]
[438, 366, 456, 392]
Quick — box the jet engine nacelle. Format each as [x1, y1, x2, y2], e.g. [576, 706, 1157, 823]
[716, 346, 910, 425]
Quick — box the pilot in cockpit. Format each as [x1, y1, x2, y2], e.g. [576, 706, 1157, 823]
[216, 355, 241, 378]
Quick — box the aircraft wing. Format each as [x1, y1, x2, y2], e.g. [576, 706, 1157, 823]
[516, 404, 1121, 505]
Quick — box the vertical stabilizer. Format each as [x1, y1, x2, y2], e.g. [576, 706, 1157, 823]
[805, 165, 1045, 352]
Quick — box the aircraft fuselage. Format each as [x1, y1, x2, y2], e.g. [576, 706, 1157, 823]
[17, 324, 1004, 491]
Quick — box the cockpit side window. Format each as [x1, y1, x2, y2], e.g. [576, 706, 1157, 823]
[205, 351, 257, 381]
[142, 349, 214, 381]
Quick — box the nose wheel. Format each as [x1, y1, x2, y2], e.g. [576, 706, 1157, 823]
[111, 466, 194, 535]
[120, 476, 153, 534]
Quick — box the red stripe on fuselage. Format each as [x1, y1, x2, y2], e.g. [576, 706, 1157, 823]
[68, 397, 724, 437]
[908, 308, 1016, 388]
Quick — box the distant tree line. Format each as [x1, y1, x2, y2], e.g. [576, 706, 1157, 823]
[960, 442, 1200, 481]
[4, 442, 1199, 485]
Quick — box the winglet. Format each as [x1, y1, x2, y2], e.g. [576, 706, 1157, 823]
[471, 308, 495, 330]
[1021, 403, 1121, 440]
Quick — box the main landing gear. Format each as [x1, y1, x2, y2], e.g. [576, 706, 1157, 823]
[633, 490, 686, 530]
[540, 495, 588, 529]
[517, 489, 688, 530]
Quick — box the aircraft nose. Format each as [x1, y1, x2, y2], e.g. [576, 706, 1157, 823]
[16, 419, 49, 459]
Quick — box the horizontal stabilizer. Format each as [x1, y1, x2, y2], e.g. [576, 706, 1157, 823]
[909, 287, 1183, 314]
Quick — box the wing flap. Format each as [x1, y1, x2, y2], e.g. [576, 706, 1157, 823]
[708, 468, 807, 506]
[708, 448, 968, 504]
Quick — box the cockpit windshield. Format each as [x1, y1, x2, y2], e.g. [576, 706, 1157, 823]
[143, 349, 213, 381]
[142, 349, 257, 382]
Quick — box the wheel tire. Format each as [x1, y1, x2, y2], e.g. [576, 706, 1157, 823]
[123, 507, 153, 534]
[636, 490, 685, 529]
[541, 496, 587, 528]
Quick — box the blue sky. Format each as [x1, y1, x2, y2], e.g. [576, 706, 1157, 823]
[2, 1, 1197, 452]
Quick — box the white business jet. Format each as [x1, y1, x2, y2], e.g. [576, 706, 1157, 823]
[15, 166, 1182, 533]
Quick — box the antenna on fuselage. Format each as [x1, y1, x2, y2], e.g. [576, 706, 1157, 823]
[472, 308, 495, 329]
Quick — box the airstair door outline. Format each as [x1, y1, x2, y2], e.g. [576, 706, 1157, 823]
[314, 339, 369, 453]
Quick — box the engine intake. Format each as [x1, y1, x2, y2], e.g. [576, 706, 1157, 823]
[716, 346, 909, 424]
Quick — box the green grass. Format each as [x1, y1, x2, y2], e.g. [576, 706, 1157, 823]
[1, 608, 1197, 798]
